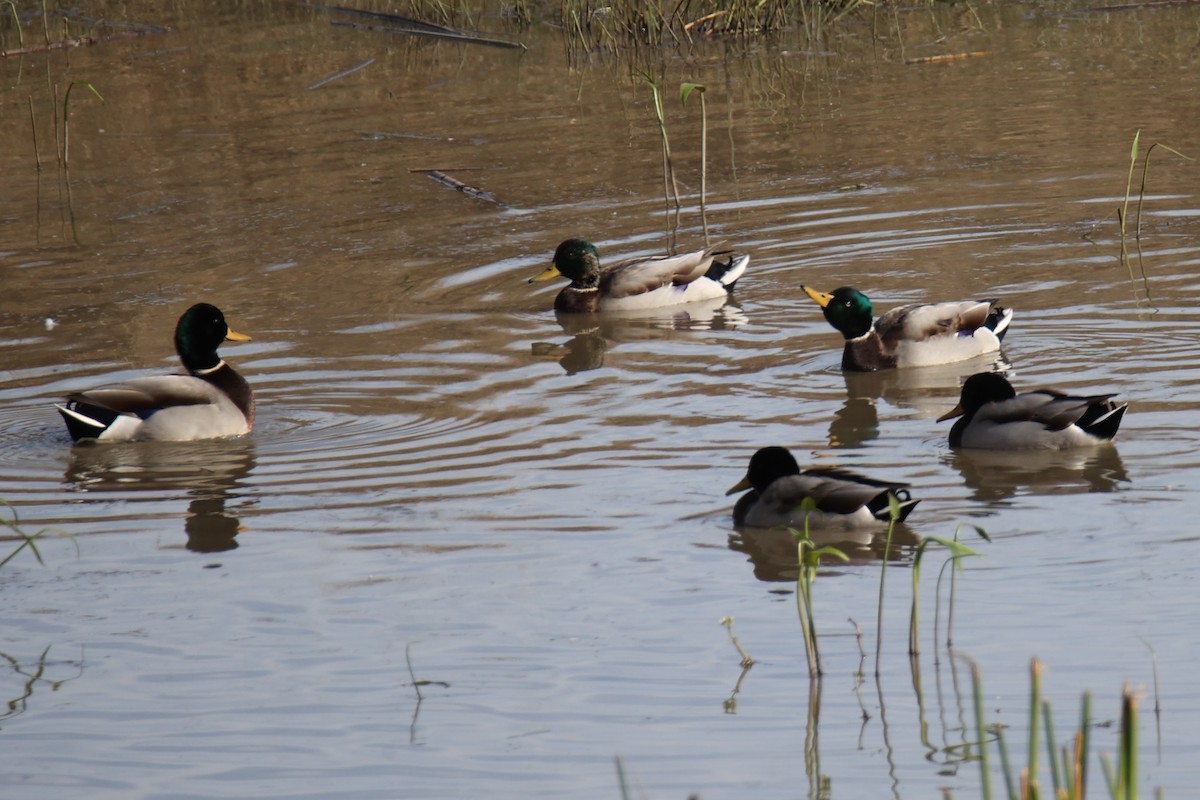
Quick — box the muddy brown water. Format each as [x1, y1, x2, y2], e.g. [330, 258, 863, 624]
[2, 2, 1200, 797]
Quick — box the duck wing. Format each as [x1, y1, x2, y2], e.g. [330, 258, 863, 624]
[875, 300, 996, 347]
[762, 469, 905, 516]
[64, 375, 224, 415]
[600, 248, 718, 298]
[976, 390, 1120, 431]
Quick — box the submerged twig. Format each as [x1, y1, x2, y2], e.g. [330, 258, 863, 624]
[426, 169, 503, 205]
[1, 28, 163, 58]
[307, 57, 376, 90]
[904, 50, 991, 65]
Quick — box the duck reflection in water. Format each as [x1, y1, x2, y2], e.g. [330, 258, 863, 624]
[944, 446, 1129, 504]
[181, 495, 244, 553]
[829, 355, 1011, 448]
[63, 439, 256, 553]
[531, 298, 748, 375]
[726, 447, 921, 582]
[729, 523, 923, 583]
[827, 397, 879, 450]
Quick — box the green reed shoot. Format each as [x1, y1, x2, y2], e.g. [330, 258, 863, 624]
[1074, 692, 1092, 800]
[1119, 128, 1192, 249]
[719, 616, 754, 713]
[1044, 698, 1062, 797]
[933, 523, 989, 650]
[961, 658, 1151, 800]
[961, 654, 994, 800]
[720, 616, 754, 667]
[1120, 128, 1142, 242]
[2, 0, 23, 50]
[872, 492, 918, 673]
[1127, 685, 1140, 800]
[0, 516, 46, 569]
[992, 723, 1017, 800]
[873, 494, 896, 673]
[791, 498, 848, 678]
[614, 755, 632, 800]
[1111, 684, 1138, 800]
[680, 81, 708, 240]
[28, 96, 41, 171]
[1027, 658, 1044, 798]
[908, 530, 984, 656]
[639, 71, 680, 215]
[61, 81, 104, 167]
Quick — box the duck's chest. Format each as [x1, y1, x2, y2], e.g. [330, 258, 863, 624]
[554, 286, 602, 313]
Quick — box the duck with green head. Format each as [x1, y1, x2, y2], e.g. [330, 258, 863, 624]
[802, 285, 1013, 372]
[56, 303, 255, 443]
[938, 372, 1127, 450]
[529, 238, 749, 313]
[727, 446, 920, 529]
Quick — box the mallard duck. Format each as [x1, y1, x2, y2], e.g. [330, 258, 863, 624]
[528, 238, 749, 313]
[55, 303, 255, 443]
[938, 372, 1127, 450]
[727, 446, 920, 529]
[802, 285, 1013, 371]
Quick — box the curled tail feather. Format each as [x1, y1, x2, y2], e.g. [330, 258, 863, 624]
[704, 253, 750, 290]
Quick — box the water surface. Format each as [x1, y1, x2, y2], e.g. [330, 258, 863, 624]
[2, 2, 1200, 797]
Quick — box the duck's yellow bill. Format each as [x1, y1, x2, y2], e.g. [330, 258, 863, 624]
[225, 328, 252, 343]
[936, 403, 964, 423]
[802, 286, 834, 308]
[528, 265, 562, 284]
[725, 475, 752, 496]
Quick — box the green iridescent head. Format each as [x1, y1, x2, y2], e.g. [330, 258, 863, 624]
[174, 303, 250, 371]
[803, 286, 874, 339]
[528, 239, 603, 288]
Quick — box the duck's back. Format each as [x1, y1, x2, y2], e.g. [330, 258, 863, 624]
[740, 473, 888, 530]
[876, 300, 995, 345]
